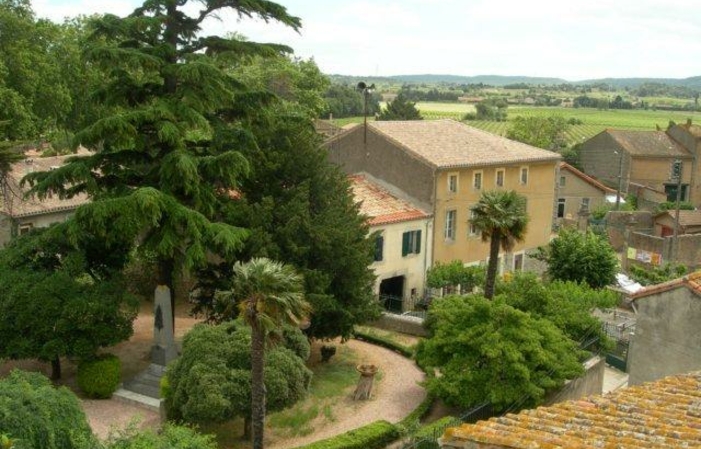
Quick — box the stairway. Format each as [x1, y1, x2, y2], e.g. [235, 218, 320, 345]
[113, 363, 165, 412]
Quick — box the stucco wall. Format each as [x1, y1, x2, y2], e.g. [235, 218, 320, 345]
[580, 132, 630, 192]
[557, 171, 608, 219]
[371, 218, 433, 307]
[668, 124, 701, 204]
[0, 210, 74, 246]
[370, 313, 428, 337]
[544, 356, 605, 405]
[433, 162, 557, 266]
[628, 288, 701, 385]
[326, 126, 434, 208]
[630, 157, 691, 198]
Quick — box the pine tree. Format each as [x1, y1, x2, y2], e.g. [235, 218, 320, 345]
[378, 93, 423, 120]
[25, 1, 302, 309]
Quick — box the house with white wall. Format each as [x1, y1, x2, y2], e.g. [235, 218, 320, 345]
[349, 173, 432, 312]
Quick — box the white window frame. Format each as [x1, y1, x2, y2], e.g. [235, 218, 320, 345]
[559, 175, 566, 187]
[495, 168, 505, 187]
[520, 166, 529, 185]
[448, 173, 459, 193]
[19, 223, 33, 235]
[473, 170, 483, 190]
[445, 209, 456, 240]
[469, 209, 478, 236]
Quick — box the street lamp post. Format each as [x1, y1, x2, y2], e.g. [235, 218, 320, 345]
[357, 82, 375, 144]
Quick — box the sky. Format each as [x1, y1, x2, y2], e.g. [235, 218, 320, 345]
[34, 0, 701, 81]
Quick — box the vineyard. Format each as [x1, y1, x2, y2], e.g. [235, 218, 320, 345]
[329, 103, 701, 147]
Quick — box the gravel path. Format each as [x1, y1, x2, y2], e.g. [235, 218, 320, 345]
[268, 339, 426, 449]
[81, 326, 426, 445]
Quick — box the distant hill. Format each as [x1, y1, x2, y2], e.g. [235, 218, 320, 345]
[329, 73, 701, 89]
[574, 76, 701, 89]
[389, 74, 568, 86]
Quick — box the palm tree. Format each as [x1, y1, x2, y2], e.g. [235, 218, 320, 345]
[470, 190, 529, 299]
[218, 257, 309, 449]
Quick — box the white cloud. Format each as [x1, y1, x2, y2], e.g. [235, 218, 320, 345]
[34, 0, 701, 79]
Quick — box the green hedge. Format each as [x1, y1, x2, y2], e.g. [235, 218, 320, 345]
[77, 353, 121, 399]
[353, 330, 414, 358]
[291, 420, 399, 449]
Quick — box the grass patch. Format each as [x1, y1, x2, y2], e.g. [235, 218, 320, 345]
[266, 342, 360, 440]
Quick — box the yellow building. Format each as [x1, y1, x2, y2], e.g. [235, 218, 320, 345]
[326, 119, 560, 272]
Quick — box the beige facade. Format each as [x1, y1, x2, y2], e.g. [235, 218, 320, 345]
[580, 128, 694, 205]
[556, 163, 617, 221]
[328, 120, 560, 274]
[432, 163, 556, 269]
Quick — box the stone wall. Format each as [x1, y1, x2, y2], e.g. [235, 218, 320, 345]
[544, 356, 605, 405]
[370, 313, 428, 337]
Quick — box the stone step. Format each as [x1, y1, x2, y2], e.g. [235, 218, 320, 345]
[113, 388, 162, 412]
[123, 380, 161, 399]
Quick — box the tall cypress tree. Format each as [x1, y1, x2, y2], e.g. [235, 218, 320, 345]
[25, 0, 302, 310]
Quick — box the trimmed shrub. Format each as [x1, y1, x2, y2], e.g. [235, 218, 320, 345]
[398, 393, 435, 431]
[77, 353, 121, 399]
[0, 370, 97, 449]
[353, 330, 414, 358]
[291, 420, 399, 449]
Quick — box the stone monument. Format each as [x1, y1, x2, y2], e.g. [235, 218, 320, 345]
[151, 285, 178, 366]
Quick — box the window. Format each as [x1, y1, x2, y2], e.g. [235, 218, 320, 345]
[469, 209, 478, 236]
[581, 198, 590, 209]
[557, 198, 566, 218]
[374, 234, 384, 262]
[18, 223, 33, 235]
[513, 253, 524, 271]
[445, 210, 456, 240]
[402, 230, 421, 256]
[448, 173, 458, 193]
[559, 176, 566, 187]
[473, 171, 482, 190]
[496, 169, 505, 187]
[520, 167, 529, 185]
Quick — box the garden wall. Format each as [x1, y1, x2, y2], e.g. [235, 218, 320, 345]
[370, 313, 428, 337]
[545, 355, 605, 405]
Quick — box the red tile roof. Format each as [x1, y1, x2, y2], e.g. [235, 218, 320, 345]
[441, 371, 701, 449]
[349, 174, 430, 226]
[628, 270, 701, 300]
[2, 152, 91, 218]
[560, 162, 616, 194]
[654, 210, 701, 228]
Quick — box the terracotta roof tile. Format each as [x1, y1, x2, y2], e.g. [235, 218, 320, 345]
[349, 174, 430, 226]
[560, 162, 616, 194]
[441, 372, 701, 449]
[605, 129, 691, 158]
[2, 152, 90, 218]
[628, 270, 701, 300]
[368, 120, 561, 169]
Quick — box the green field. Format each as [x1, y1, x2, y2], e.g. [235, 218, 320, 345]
[417, 103, 701, 146]
[330, 104, 701, 146]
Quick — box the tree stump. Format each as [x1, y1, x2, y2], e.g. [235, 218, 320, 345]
[353, 364, 378, 400]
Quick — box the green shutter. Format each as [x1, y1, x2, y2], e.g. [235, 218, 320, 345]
[415, 230, 421, 254]
[402, 232, 410, 257]
[375, 235, 384, 261]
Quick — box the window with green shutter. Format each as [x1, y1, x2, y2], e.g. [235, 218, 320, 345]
[402, 230, 421, 257]
[374, 234, 384, 261]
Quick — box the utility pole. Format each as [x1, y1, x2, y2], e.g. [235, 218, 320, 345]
[671, 159, 683, 262]
[614, 150, 624, 210]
